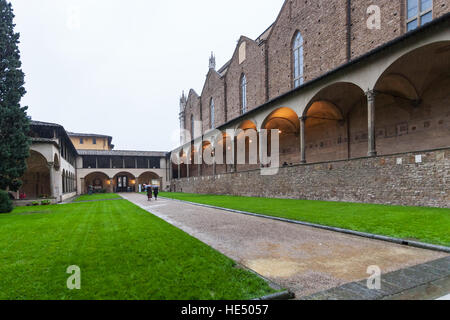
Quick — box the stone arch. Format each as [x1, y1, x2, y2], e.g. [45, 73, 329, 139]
[236, 120, 258, 171]
[302, 82, 366, 162]
[213, 132, 233, 174]
[178, 148, 188, 179]
[19, 150, 51, 199]
[53, 153, 60, 171]
[62, 169, 66, 194]
[261, 107, 300, 166]
[84, 172, 111, 194]
[373, 40, 450, 155]
[138, 171, 162, 188]
[200, 140, 214, 176]
[113, 171, 136, 193]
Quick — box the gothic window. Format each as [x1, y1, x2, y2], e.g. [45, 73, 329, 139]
[190, 114, 194, 139]
[293, 32, 304, 88]
[407, 0, 433, 32]
[241, 74, 247, 114]
[210, 98, 215, 129]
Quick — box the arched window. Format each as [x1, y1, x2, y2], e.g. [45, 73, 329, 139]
[210, 98, 215, 129]
[293, 32, 304, 88]
[190, 114, 194, 139]
[241, 74, 247, 114]
[62, 170, 66, 194]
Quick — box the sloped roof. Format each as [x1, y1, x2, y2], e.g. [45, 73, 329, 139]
[68, 132, 113, 139]
[77, 150, 168, 157]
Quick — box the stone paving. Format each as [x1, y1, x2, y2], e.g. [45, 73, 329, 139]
[302, 257, 450, 300]
[121, 193, 449, 299]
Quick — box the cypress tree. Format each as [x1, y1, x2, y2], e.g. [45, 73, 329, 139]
[0, 0, 31, 192]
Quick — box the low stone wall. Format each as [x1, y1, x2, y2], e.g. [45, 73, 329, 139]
[171, 148, 450, 208]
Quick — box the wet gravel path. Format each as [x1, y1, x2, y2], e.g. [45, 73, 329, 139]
[121, 193, 448, 298]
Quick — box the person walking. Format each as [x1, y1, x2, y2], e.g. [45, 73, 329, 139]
[147, 185, 153, 201]
[153, 186, 159, 201]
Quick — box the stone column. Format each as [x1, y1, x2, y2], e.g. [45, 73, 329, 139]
[47, 162, 56, 199]
[80, 178, 85, 195]
[300, 116, 306, 164]
[233, 136, 238, 172]
[366, 90, 377, 157]
[109, 177, 114, 193]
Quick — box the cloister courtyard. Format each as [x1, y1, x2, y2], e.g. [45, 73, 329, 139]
[1, 192, 449, 300]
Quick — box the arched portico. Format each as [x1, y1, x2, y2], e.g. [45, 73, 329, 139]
[113, 172, 136, 193]
[261, 107, 300, 166]
[200, 141, 214, 176]
[236, 120, 258, 171]
[373, 40, 450, 155]
[84, 172, 112, 193]
[138, 171, 162, 188]
[302, 82, 367, 162]
[19, 150, 51, 199]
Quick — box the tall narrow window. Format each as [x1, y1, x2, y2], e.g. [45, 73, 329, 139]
[190, 114, 194, 139]
[241, 74, 247, 114]
[210, 98, 215, 129]
[407, 0, 433, 32]
[293, 32, 304, 88]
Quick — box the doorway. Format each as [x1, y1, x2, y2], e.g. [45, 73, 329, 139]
[116, 175, 128, 192]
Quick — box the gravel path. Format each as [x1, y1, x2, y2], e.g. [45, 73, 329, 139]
[121, 193, 448, 298]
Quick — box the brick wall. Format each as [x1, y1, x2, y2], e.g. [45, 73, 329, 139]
[171, 148, 450, 208]
[350, 0, 403, 59]
[225, 37, 267, 120]
[201, 70, 226, 131]
[266, 0, 348, 99]
[180, 0, 449, 145]
[184, 90, 201, 139]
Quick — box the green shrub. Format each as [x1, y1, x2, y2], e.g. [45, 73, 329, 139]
[41, 200, 51, 206]
[0, 190, 13, 213]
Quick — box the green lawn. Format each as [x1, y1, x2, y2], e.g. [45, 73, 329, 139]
[0, 199, 276, 300]
[73, 193, 121, 202]
[160, 192, 450, 247]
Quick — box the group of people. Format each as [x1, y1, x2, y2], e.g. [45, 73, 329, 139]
[144, 184, 159, 201]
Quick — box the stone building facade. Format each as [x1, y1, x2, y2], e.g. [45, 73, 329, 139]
[173, 1, 450, 208]
[13, 121, 169, 206]
[179, 0, 449, 138]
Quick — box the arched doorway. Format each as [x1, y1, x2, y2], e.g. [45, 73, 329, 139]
[20, 150, 51, 199]
[261, 107, 300, 166]
[113, 172, 136, 193]
[84, 172, 111, 194]
[373, 41, 450, 155]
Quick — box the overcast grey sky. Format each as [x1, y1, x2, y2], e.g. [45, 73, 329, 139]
[11, 0, 284, 151]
